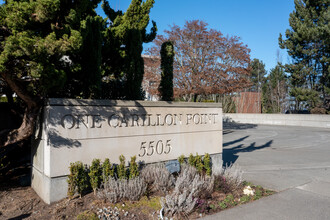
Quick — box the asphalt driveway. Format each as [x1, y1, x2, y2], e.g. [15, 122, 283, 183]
[203, 124, 330, 220]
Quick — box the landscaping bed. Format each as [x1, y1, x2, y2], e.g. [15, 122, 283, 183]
[0, 155, 275, 219]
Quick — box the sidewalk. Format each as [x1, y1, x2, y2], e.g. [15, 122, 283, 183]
[202, 125, 330, 220]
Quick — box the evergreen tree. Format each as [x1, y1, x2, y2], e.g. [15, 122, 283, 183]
[279, 0, 330, 110]
[159, 41, 174, 101]
[78, 16, 103, 99]
[268, 65, 288, 112]
[101, 0, 157, 100]
[0, 0, 101, 147]
[249, 59, 267, 92]
[261, 65, 288, 113]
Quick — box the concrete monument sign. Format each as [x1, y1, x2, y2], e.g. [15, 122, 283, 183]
[32, 98, 223, 204]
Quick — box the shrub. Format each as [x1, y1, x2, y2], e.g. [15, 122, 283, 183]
[140, 163, 174, 194]
[219, 201, 227, 209]
[67, 162, 89, 198]
[98, 177, 147, 203]
[195, 154, 203, 173]
[188, 153, 195, 167]
[214, 176, 232, 194]
[67, 163, 76, 198]
[161, 165, 214, 218]
[118, 155, 126, 179]
[310, 107, 327, 114]
[218, 194, 236, 210]
[221, 163, 243, 191]
[102, 158, 114, 182]
[76, 210, 98, 220]
[254, 188, 263, 200]
[89, 159, 102, 195]
[214, 163, 243, 193]
[203, 153, 211, 176]
[129, 156, 139, 179]
[224, 194, 236, 206]
[178, 155, 185, 164]
[240, 195, 251, 203]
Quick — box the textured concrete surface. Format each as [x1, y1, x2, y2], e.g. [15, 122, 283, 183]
[202, 124, 330, 220]
[224, 113, 330, 128]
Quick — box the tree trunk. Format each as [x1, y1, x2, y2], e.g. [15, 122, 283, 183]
[0, 105, 40, 147]
[0, 72, 41, 148]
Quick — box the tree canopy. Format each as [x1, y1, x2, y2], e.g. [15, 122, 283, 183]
[101, 0, 157, 100]
[0, 0, 157, 148]
[279, 0, 330, 111]
[148, 20, 251, 102]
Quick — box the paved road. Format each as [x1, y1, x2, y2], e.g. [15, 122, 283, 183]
[203, 124, 330, 220]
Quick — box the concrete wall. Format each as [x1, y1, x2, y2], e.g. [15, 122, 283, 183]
[32, 99, 223, 204]
[224, 113, 330, 129]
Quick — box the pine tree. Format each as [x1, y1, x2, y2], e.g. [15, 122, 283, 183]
[268, 65, 288, 112]
[159, 41, 174, 101]
[249, 59, 267, 92]
[279, 0, 330, 110]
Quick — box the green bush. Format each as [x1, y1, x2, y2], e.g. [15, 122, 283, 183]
[102, 158, 114, 181]
[181, 153, 212, 174]
[224, 194, 236, 206]
[218, 194, 236, 210]
[118, 155, 127, 179]
[67, 162, 89, 198]
[129, 156, 139, 179]
[195, 154, 204, 173]
[203, 153, 211, 176]
[218, 201, 227, 209]
[89, 159, 102, 195]
[240, 195, 251, 203]
[178, 155, 185, 164]
[188, 153, 195, 167]
[254, 188, 263, 200]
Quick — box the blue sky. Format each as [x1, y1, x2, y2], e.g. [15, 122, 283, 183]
[97, 0, 295, 72]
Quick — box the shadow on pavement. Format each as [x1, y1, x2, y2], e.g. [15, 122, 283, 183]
[223, 140, 273, 166]
[223, 122, 258, 131]
[223, 135, 249, 147]
[223, 116, 258, 132]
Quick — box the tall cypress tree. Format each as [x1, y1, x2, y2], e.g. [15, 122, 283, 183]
[159, 41, 174, 101]
[279, 0, 329, 110]
[79, 16, 103, 99]
[102, 0, 157, 100]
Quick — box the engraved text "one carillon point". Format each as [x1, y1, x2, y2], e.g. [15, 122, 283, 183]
[60, 113, 219, 129]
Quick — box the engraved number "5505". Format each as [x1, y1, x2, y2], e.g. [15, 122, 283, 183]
[138, 139, 172, 157]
